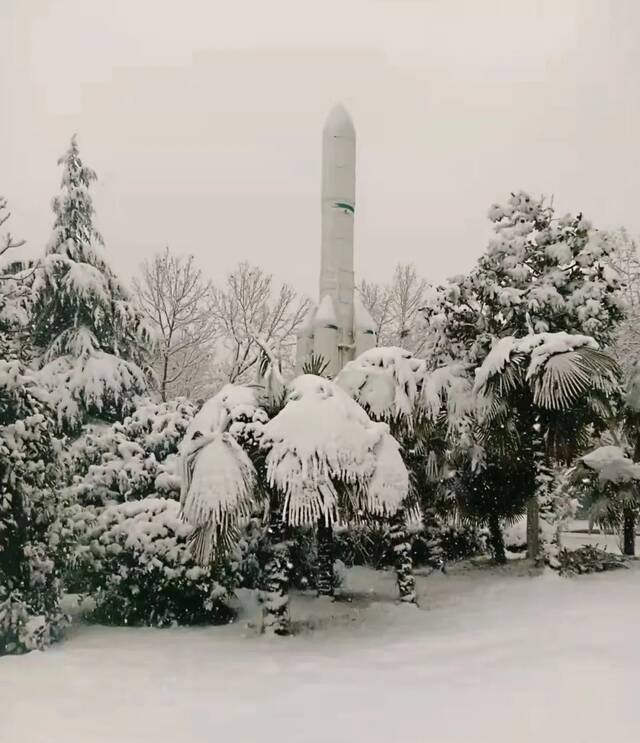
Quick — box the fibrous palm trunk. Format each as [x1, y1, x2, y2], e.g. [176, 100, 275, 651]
[316, 519, 334, 597]
[390, 510, 417, 604]
[623, 507, 636, 557]
[488, 512, 507, 565]
[260, 506, 291, 636]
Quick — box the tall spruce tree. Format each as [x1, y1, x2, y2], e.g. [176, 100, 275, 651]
[31, 136, 151, 429]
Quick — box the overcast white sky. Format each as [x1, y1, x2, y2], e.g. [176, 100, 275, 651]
[1, 0, 639, 298]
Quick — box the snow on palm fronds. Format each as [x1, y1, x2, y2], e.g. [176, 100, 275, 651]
[179, 432, 255, 564]
[179, 384, 262, 564]
[261, 374, 408, 526]
[420, 363, 476, 429]
[474, 332, 620, 415]
[335, 347, 425, 429]
[576, 446, 640, 485]
[252, 334, 286, 410]
[184, 383, 259, 442]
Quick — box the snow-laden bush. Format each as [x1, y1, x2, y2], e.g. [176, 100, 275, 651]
[70, 498, 237, 626]
[558, 545, 627, 576]
[0, 360, 67, 655]
[65, 398, 196, 506]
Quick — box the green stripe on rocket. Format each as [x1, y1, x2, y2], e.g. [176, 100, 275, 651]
[333, 202, 354, 214]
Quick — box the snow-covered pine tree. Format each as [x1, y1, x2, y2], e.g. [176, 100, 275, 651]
[31, 136, 152, 430]
[0, 361, 66, 654]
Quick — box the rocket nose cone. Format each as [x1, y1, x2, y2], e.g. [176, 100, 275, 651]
[324, 103, 355, 136]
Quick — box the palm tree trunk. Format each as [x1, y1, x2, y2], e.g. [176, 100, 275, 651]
[260, 506, 290, 635]
[526, 495, 540, 561]
[316, 519, 334, 597]
[390, 510, 417, 604]
[488, 512, 507, 565]
[623, 507, 636, 556]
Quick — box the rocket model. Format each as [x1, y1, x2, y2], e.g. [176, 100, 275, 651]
[296, 104, 377, 376]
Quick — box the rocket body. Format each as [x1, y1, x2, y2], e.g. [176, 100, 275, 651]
[297, 104, 374, 376]
[319, 105, 356, 360]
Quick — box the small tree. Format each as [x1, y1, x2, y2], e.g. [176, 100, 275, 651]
[134, 248, 219, 401]
[210, 262, 309, 383]
[31, 136, 152, 429]
[474, 332, 620, 560]
[0, 197, 34, 361]
[572, 445, 640, 556]
[359, 264, 429, 354]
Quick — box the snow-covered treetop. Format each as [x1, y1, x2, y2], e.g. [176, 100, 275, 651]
[47, 135, 103, 260]
[183, 384, 260, 443]
[261, 374, 408, 526]
[578, 445, 640, 485]
[422, 192, 626, 366]
[336, 346, 425, 428]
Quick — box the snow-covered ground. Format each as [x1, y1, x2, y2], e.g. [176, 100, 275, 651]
[2, 557, 639, 743]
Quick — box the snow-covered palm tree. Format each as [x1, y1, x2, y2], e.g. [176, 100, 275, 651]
[572, 445, 640, 556]
[262, 374, 410, 600]
[474, 332, 620, 560]
[179, 384, 262, 563]
[337, 347, 477, 578]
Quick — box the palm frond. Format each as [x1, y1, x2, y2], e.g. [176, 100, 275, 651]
[179, 432, 257, 564]
[529, 346, 620, 410]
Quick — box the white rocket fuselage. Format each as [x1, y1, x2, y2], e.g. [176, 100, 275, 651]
[296, 104, 375, 377]
[319, 105, 356, 363]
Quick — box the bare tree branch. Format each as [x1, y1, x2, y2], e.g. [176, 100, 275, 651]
[134, 247, 219, 400]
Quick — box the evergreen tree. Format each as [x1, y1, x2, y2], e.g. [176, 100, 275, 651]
[31, 136, 151, 429]
[423, 191, 625, 366]
[0, 361, 66, 654]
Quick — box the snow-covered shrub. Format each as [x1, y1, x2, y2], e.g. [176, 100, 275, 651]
[0, 361, 67, 655]
[71, 498, 237, 626]
[66, 398, 196, 506]
[558, 545, 627, 576]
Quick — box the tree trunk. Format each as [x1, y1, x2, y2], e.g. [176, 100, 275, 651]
[526, 495, 540, 561]
[160, 352, 169, 403]
[259, 507, 290, 636]
[390, 510, 417, 604]
[316, 519, 334, 597]
[623, 508, 636, 557]
[488, 512, 507, 565]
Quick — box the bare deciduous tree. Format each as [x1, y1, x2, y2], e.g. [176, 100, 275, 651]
[606, 228, 640, 374]
[0, 196, 26, 261]
[358, 263, 428, 354]
[135, 247, 219, 401]
[210, 261, 309, 383]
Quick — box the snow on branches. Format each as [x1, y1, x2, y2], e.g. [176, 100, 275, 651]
[31, 136, 152, 429]
[423, 191, 625, 366]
